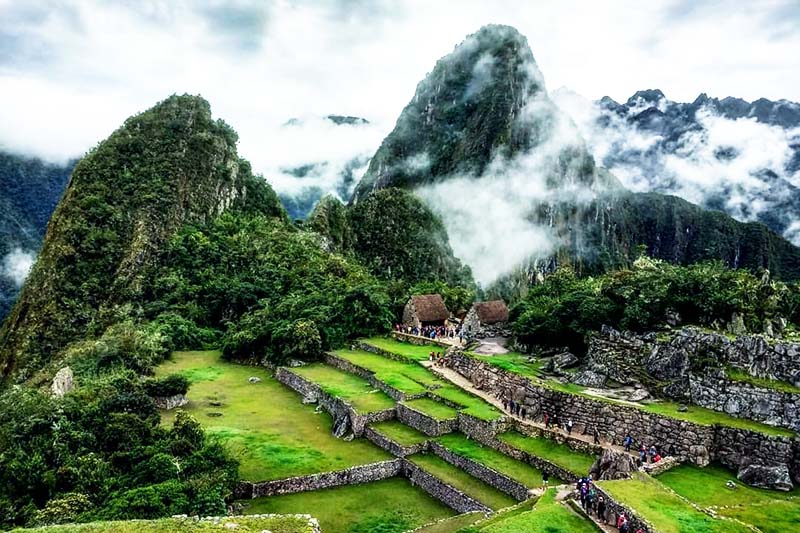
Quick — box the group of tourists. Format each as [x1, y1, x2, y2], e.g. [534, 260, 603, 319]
[501, 397, 529, 419]
[623, 434, 664, 463]
[576, 477, 642, 532]
[428, 351, 449, 367]
[394, 323, 464, 342]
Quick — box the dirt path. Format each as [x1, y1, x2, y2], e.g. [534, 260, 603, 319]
[422, 361, 639, 459]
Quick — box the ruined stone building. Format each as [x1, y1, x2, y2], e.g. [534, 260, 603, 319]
[403, 294, 450, 327]
[463, 300, 509, 337]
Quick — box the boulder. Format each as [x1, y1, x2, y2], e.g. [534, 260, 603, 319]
[688, 444, 710, 466]
[248, 376, 261, 384]
[589, 448, 639, 480]
[154, 394, 188, 410]
[737, 464, 793, 491]
[331, 412, 352, 439]
[51, 367, 74, 398]
[628, 388, 650, 402]
[571, 370, 607, 388]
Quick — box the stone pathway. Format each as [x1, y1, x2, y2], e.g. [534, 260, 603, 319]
[422, 361, 640, 460]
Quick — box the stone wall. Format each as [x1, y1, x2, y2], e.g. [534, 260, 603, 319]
[397, 402, 457, 437]
[390, 331, 452, 348]
[687, 370, 800, 431]
[446, 350, 800, 480]
[429, 442, 529, 501]
[592, 485, 654, 533]
[402, 459, 492, 514]
[364, 426, 429, 457]
[323, 352, 414, 401]
[237, 460, 402, 499]
[511, 420, 605, 458]
[457, 412, 510, 445]
[275, 367, 395, 437]
[489, 438, 578, 483]
[586, 326, 654, 385]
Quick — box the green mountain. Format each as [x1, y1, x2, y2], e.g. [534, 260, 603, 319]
[0, 95, 284, 383]
[352, 25, 800, 285]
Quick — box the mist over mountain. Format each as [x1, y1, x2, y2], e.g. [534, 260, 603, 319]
[553, 89, 800, 244]
[0, 151, 73, 319]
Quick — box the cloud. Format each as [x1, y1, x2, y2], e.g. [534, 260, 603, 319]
[2, 248, 34, 287]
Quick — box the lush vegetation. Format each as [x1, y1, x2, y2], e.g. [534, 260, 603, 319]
[6, 515, 316, 533]
[242, 477, 455, 533]
[498, 432, 596, 476]
[436, 433, 548, 487]
[155, 351, 390, 482]
[600, 473, 753, 533]
[0, 343, 238, 529]
[408, 454, 517, 510]
[512, 257, 800, 353]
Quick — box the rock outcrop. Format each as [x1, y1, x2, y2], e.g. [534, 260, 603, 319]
[737, 463, 793, 491]
[590, 448, 640, 480]
[50, 366, 74, 398]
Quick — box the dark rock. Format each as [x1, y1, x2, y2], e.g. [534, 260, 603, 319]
[571, 370, 608, 388]
[737, 464, 793, 491]
[590, 448, 640, 480]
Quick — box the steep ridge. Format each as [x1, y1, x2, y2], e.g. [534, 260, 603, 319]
[0, 94, 285, 382]
[352, 25, 800, 288]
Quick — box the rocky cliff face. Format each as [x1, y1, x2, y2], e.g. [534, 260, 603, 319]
[0, 95, 285, 383]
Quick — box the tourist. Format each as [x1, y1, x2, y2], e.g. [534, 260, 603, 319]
[520, 406, 527, 419]
[596, 495, 607, 524]
[509, 399, 515, 414]
[593, 427, 600, 445]
[542, 471, 549, 487]
[502, 398, 508, 411]
[544, 411, 550, 428]
[639, 444, 647, 463]
[654, 453, 662, 463]
[566, 419, 574, 436]
[624, 434, 633, 452]
[649, 445, 657, 462]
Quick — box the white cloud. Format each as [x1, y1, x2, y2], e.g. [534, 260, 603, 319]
[2, 248, 34, 287]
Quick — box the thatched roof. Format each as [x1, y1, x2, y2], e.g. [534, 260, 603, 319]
[472, 300, 509, 324]
[410, 294, 450, 322]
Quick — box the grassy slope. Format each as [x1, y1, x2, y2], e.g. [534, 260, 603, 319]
[411, 512, 485, 533]
[241, 477, 454, 533]
[289, 364, 395, 414]
[479, 489, 600, 532]
[430, 384, 502, 421]
[498, 432, 596, 476]
[470, 352, 544, 378]
[155, 351, 389, 481]
[370, 420, 430, 446]
[6, 516, 314, 533]
[436, 433, 548, 487]
[409, 454, 517, 510]
[657, 464, 800, 533]
[600, 473, 752, 533]
[404, 398, 460, 420]
[333, 348, 440, 394]
[359, 336, 437, 361]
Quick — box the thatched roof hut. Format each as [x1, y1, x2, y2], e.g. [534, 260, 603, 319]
[403, 294, 450, 327]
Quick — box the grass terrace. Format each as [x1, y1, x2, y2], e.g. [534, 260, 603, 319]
[498, 431, 596, 476]
[6, 516, 316, 533]
[469, 351, 545, 378]
[242, 477, 455, 533]
[410, 512, 485, 533]
[155, 351, 390, 481]
[657, 463, 800, 533]
[288, 364, 395, 414]
[333, 348, 440, 394]
[600, 473, 753, 533]
[409, 454, 518, 510]
[404, 397, 460, 421]
[370, 420, 430, 446]
[725, 366, 800, 394]
[430, 384, 503, 421]
[436, 433, 550, 487]
[479, 489, 600, 532]
[360, 336, 440, 361]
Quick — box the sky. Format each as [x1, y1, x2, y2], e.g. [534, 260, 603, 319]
[1, 0, 799, 172]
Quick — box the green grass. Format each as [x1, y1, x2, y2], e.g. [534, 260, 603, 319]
[6, 516, 315, 533]
[656, 463, 800, 533]
[436, 433, 549, 488]
[469, 498, 538, 530]
[430, 384, 503, 421]
[409, 454, 517, 510]
[469, 352, 544, 378]
[479, 489, 600, 532]
[241, 477, 455, 533]
[640, 400, 795, 437]
[726, 366, 800, 394]
[333, 348, 441, 394]
[155, 351, 390, 481]
[404, 398, 460, 421]
[289, 364, 395, 414]
[498, 432, 596, 476]
[600, 473, 753, 533]
[360, 336, 440, 361]
[411, 512, 485, 533]
[370, 420, 430, 446]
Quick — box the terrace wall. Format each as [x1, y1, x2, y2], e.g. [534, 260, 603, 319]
[488, 438, 578, 483]
[592, 486, 654, 533]
[397, 402, 458, 437]
[323, 352, 413, 401]
[429, 442, 529, 501]
[402, 459, 492, 514]
[363, 426, 429, 457]
[237, 460, 402, 499]
[275, 367, 395, 437]
[446, 351, 800, 478]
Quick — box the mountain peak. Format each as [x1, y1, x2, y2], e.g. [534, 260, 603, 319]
[627, 89, 666, 106]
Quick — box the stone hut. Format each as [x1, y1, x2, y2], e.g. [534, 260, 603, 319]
[403, 294, 450, 328]
[463, 300, 509, 337]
